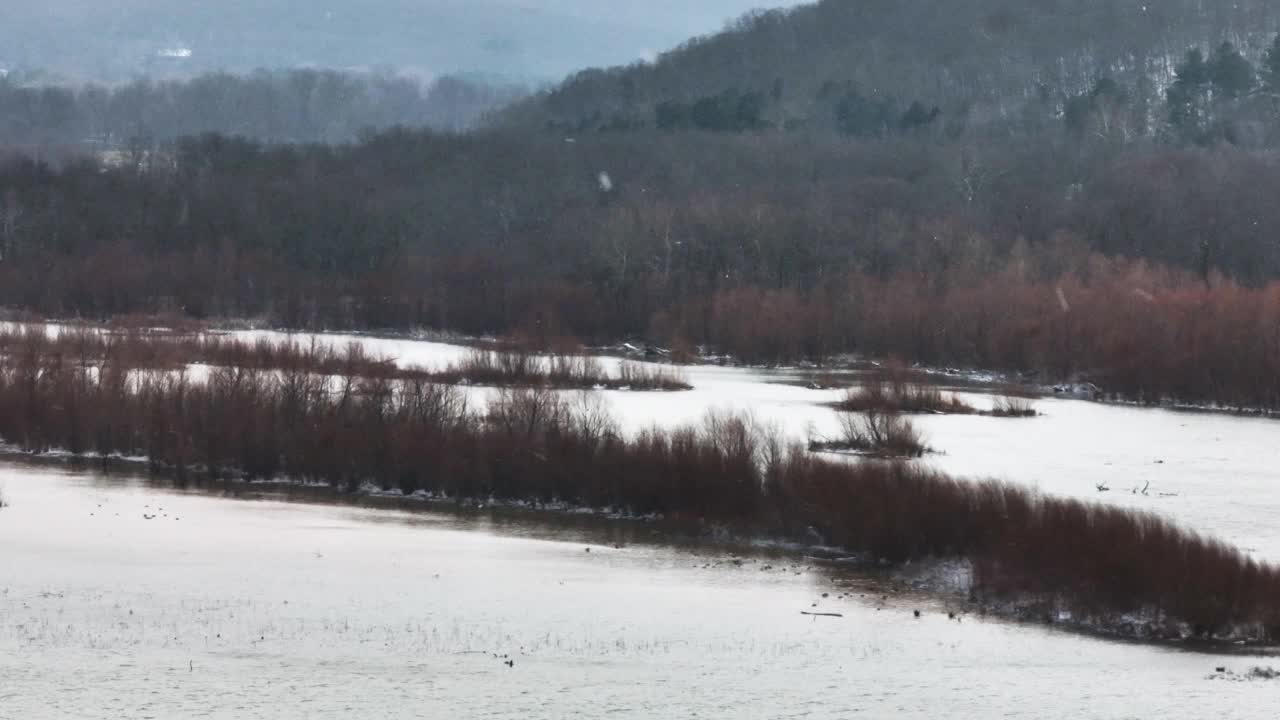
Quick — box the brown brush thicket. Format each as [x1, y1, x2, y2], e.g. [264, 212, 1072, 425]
[832, 372, 1038, 419]
[810, 410, 929, 459]
[991, 395, 1038, 418]
[0, 326, 691, 392]
[0, 325, 396, 375]
[13, 255, 1276, 408]
[0, 334, 1276, 640]
[835, 369, 977, 415]
[615, 360, 692, 391]
[692, 263, 1280, 410]
[431, 349, 691, 391]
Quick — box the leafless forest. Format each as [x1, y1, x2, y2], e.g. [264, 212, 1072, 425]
[8, 3, 1280, 408]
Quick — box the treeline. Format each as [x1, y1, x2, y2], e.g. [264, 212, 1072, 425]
[5, 128, 1280, 405]
[0, 334, 1277, 641]
[651, 84, 941, 137]
[689, 264, 1280, 409]
[0, 69, 526, 149]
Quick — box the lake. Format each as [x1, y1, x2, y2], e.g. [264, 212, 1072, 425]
[2, 327, 1279, 717]
[2, 463, 1276, 719]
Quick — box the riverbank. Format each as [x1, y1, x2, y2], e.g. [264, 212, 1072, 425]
[4, 319, 1280, 647]
[8, 460, 1278, 719]
[2, 427, 1277, 653]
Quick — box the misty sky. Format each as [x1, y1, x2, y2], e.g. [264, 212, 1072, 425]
[3, 1, 810, 83]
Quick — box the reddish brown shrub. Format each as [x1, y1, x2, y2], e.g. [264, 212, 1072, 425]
[1, 330, 1274, 639]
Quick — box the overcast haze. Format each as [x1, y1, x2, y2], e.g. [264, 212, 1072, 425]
[1, 0, 807, 83]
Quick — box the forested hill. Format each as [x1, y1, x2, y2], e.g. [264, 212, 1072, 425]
[503, 0, 1280, 135]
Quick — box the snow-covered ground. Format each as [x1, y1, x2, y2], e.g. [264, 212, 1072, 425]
[2, 464, 1277, 719]
[231, 329, 1280, 562]
[7, 322, 1280, 559]
[4, 326, 1280, 717]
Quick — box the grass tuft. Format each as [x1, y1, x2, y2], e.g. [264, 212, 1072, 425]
[991, 395, 1038, 417]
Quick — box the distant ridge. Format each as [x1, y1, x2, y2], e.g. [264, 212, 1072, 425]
[0, 0, 808, 85]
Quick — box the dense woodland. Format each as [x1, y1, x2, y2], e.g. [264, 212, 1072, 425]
[6, 0, 1280, 407]
[0, 70, 525, 149]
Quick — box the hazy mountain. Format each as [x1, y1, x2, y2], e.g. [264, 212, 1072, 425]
[0, 70, 529, 148]
[0, 0, 808, 84]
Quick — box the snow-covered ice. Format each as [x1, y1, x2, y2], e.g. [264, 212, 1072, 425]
[4, 326, 1280, 717]
[2, 463, 1277, 719]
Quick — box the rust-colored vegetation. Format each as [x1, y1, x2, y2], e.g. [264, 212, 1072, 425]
[810, 410, 930, 458]
[835, 379, 976, 416]
[0, 330, 1275, 641]
[0, 325, 690, 391]
[429, 349, 690, 391]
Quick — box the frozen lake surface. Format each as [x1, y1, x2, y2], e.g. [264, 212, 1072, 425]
[2, 464, 1277, 719]
[4, 326, 1280, 717]
[238, 329, 1280, 560]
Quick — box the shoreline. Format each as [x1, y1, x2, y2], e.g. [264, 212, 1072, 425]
[4, 447, 1278, 657]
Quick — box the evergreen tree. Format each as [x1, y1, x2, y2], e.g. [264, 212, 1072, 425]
[1209, 41, 1254, 99]
[899, 101, 940, 131]
[733, 91, 766, 131]
[835, 90, 895, 137]
[690, 95, 732, 131]
[655, 100, 690, 130]
[1177, 48, 1211, 86]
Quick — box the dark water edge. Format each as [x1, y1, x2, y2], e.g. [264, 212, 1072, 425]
[2, 447, 1277, 658]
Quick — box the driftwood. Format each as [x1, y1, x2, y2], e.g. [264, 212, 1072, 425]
[801, 611, 844, 618]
